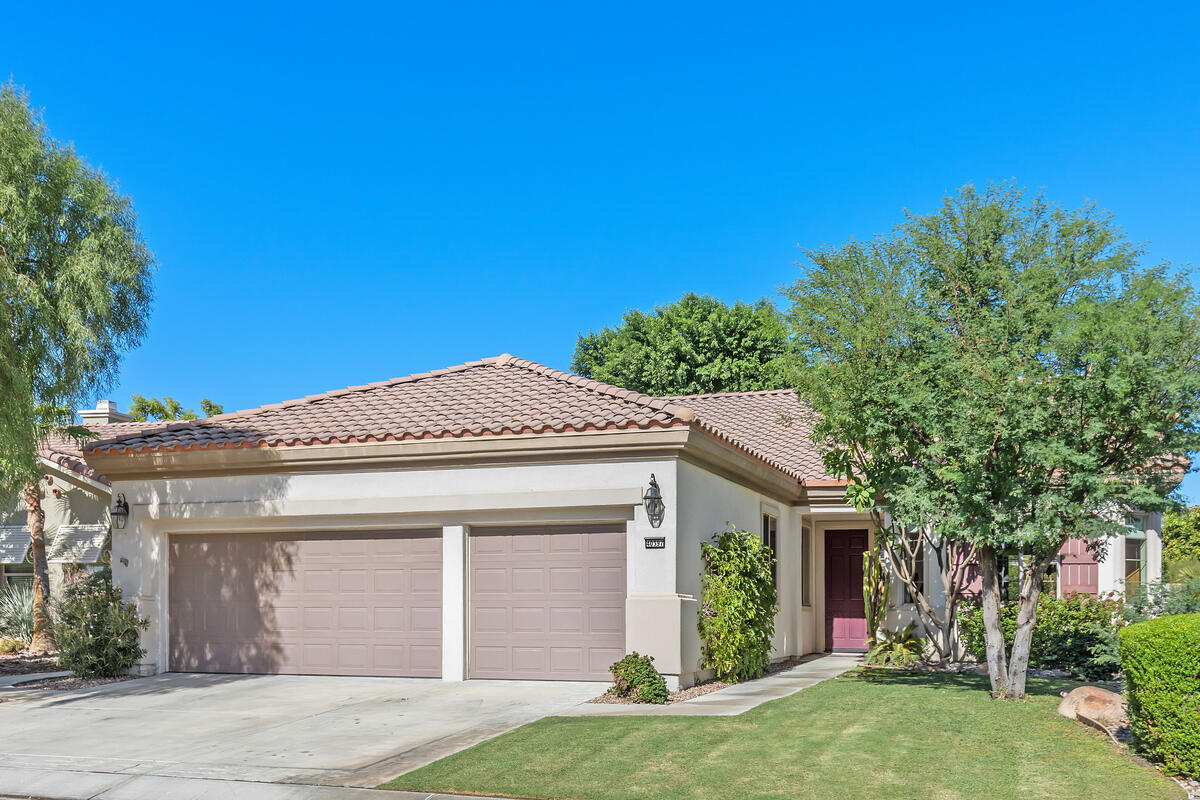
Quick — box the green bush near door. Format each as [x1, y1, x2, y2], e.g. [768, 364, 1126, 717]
[1119, 613, 1200, 777]
[697, 526, 777, 683]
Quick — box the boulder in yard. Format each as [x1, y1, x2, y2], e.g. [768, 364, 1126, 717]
[1058, 686, 1128, 733]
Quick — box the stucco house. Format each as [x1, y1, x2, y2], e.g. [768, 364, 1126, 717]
[0, 402, 144, 597]
[81, 355, 1164, 687]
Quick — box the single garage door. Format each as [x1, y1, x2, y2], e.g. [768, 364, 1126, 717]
[169, 530, 442, 677]
[469, 524, 626, 680]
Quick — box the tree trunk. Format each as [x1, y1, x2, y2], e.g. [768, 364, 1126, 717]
[977, 544, 1009, 697]
[23, 479, 55, 654]
[1004, 554, 1053, 699]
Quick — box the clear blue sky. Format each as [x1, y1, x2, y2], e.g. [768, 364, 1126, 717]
[5, 3, 1199, 498]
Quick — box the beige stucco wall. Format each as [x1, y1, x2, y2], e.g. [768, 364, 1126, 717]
[112, 458, 676, 678]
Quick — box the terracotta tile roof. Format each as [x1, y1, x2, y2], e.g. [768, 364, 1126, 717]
[39, 423, 164, 485]
[665, 389, 834, 482]
[83, 356, 832, 483]
[84, 355, 694, 454]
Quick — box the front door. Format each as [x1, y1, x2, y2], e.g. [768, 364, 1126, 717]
[825, 529, 869, 651]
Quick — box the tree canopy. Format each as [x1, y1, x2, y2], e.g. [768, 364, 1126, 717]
[129, 395, 223, 421]
[1163, 506, 1200, 567]
[571, 293, 793, 395]
[786, 184, 1200, 697]
[0, 83, 155, 489]
[0, 83, 154, 650]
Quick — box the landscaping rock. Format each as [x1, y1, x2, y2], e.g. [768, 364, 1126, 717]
[1057, 686, 1128, 733]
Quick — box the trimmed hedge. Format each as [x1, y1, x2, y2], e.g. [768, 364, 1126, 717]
[1119, 613, 1200, 777]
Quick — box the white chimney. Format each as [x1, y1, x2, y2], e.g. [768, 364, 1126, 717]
[78, 400, 132, 425]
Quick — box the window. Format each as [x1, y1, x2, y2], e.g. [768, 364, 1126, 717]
[1, 565, 33, 592]
[999, 553, 1022, 602]
[1125, 514, 1147, 597]
[801, 524, 812, 606]
[761, 513, 778, 587]
[997, 551, 1057, 601]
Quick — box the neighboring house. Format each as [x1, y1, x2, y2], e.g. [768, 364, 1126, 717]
[0, 402, 151, 599]
[81, 356, 1166, 687]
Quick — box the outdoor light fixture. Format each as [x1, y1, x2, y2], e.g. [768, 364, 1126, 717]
[111, 493, 129, 530]
[643, 474, 666, 528]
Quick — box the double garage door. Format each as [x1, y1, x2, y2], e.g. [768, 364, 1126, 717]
[168, 525, 625, 681]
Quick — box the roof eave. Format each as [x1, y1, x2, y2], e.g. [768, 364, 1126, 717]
[85, 426, 699, 482]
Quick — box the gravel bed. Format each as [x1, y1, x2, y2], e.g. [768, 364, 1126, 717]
[1174, 776, 1200, 800]
[16, 674, 140, 691]
[0, 651, 58, 676]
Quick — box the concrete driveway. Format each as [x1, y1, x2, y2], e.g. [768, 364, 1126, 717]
[0, 673, 602, 789]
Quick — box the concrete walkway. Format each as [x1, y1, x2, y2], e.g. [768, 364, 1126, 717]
[0, 673, 601, 791]
[0, 767, 508, 800]
[0, 656, 860, 799]
[0, 669, 70, 688]
[567, 653, 861, 716]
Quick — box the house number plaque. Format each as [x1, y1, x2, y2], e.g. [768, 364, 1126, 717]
[644, 537, 666, 549]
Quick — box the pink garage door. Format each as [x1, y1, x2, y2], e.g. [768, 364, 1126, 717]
[169, 531, 442, 677]
[469, 524, 626, 680]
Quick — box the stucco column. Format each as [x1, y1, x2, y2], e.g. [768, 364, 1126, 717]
[442, 524, 468, 681]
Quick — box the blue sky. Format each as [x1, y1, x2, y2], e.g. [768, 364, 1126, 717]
[5, 3, 1200, 498]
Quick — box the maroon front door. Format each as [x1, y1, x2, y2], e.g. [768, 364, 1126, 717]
[825, 530, 869, 651]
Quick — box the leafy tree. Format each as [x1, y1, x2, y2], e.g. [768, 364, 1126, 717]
[571, 293, 793, 395]
[787, 184, 1200, 698]
[128, 395, 223, 421]
[0, 84, 154, 652]
[1162, 506, 1200, 567]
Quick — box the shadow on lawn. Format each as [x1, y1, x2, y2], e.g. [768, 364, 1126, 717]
[849, 667, 1082, 699]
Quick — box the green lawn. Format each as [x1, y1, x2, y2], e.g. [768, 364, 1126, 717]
[381, 670, 1182, 800]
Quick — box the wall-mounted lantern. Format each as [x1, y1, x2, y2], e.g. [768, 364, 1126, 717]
[111, 493, 129, 530]
[643, 474, 665, 529]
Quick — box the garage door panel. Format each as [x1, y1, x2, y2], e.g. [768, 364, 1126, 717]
[588, 532, 625, 553]
[589, 647, 624, 673]
[549, 534, 583, 554]
[549, 567, 584, 593]
[469, 524, 625, 681]
[170, 530, 441, 677]
[511, 568, 543, 593]
[589, 606, 623, 633]
[411, 606, 441, 632]
[411, 568, 441, 594]
[473, 567, 507, 593]
[549, 607, 583, 633]
[589, 566, 624, 593]
[514, 607, 547, 632]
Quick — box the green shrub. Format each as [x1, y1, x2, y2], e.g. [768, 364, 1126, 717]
[698, 526, 777, 682]
[0, 582, 35, 643]
[1124, 577, 1200, 623]
[55, 569, 147, 678]
[1120, 614, 1200, 777]
[959, 593, 1123, 680]
[0, 637, 23, 654]
[1167, 556, 1200, 583]
[609, 652, 669, 704]
[866, 622, 923, 667]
